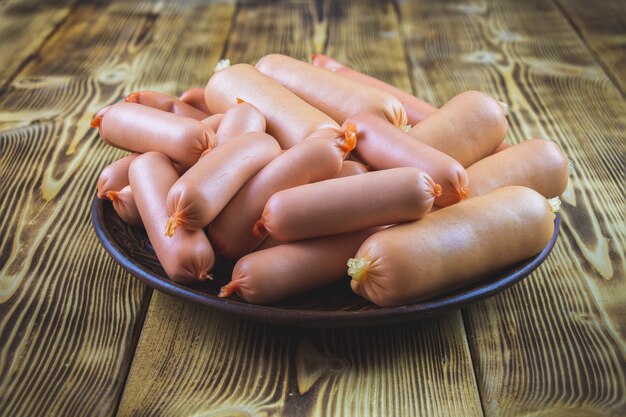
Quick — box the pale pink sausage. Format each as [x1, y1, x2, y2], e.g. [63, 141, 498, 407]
[92, 102, 217, 168]
[218, 228, 379, 304]
[200, 113, 224, 132]
[407, 90, 509, 167]
[109, 185, 142, 226]
[208, 125, 356, 259]
[492, 142, 511, 153]
[311, 54, 437, 125]
[125, 90, 209, 120]
[179, 87, 211, 114]
[256, 54, 408, 127]
[97, 153, 139, 199]
[336, 160, 370, 178]
[129, 152, 215, 284]
[216, 100, 266, 145]
[349, 186, 555, 307]
[467, 139, 569, 198]
[345, 112, 469, 206]
[204, 64, 338, 149]
[258, 167, 439, 242]
[165, 131, 281, 236]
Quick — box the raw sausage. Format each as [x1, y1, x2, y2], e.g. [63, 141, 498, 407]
[467, 139, 569, 198]
[179, 87, 211, 114]
[204, 63, 338, 149]
[108, 185, 142, 226]
[129, 152, 215, 283]
[165, 131, 281, 236]
[257, 167, 439, 242]
[492, 142, 511, 153]
[336, 160, 370, 178]
[407, 90, 509, 167]
[125, 90, 209, 120]
[256, 54, 408, 128]
[97, 153, 139, 199]
[200, 113, 224, 132]
[348, 186, 555, 307]
[311, 54, 436, 125]
[216, 100, 266, 145]
[209, 125, 357, 259]
[345, 112, 468, 206]
[219, 228, 379, 304]
[92, 102, 217, 168]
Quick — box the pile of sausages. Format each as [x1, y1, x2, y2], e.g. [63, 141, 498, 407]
[94, 53, 569, 308]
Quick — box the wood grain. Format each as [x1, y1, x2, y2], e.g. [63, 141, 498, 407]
[118, 1, 483, 416]
[2, 0, 624, 415]
[0, 0, 77, 86]
[295, 313, 482, 417]
[117, 293, 295, 417]
[119, 293, 484, 417]
[556, 0, 626, 95]
[314, 2, 484, 414]
[0, 1, 234, 416]
[399, 0, 626, 415]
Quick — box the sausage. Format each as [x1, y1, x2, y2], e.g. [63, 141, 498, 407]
[91, 102, 217, 168]
[311, 54, 437, 125]
[165, 131, 281, 236]
[218, 228, 379, 304]
[108, 185, 142, 226]
[200, 113, 224, 132]
[407, 90, 509, 167]
[348, 186, 555, 307]
[467, 139, 569, 198]
[257, 167, 439, 242]
[256, 54, 408, 128]
[216, 100, 266, 145]
[345, 112, 469, 206]
[179, 87, 211, 114]
[129, 152, 215, 283]
[204, 63, 338, 149]
[208, 125, 357, 259]
[97, 153, 139, 198]
[336, 160, 370, 178]
[125, 90, 209, 120]
[492, 142, 511, 153]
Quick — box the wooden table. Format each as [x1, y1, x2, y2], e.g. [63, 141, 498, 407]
[1, 0, 624, 416]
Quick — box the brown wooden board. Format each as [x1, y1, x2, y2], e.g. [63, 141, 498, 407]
[399, 0, 626, 415]
[116, 1, 483, 416]
[0, 1, 234, 416]
[118, 293, 484, 417]
[556, 0, 626, 96]
[0, 0, 78, 86]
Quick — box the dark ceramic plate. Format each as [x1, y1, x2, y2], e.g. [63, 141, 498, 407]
[92, 196, 560, 327]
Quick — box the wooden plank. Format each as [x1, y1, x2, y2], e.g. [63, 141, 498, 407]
[117, 1, 314, 415]
[399, 0, 626, 415]
[117, 293, 294, 417]
[315, 1, 484, 415]
[119, 293, 483, 417]
[0, 1, 234, 416]
[555, 0, 626, 95]
[118, 1, 484, 416]
[0, 0, 78, 86]
[117, 2, 313, 415]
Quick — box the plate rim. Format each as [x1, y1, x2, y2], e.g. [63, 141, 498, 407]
[91, 195, 560, 327]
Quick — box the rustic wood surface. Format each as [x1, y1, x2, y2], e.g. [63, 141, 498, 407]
[0, 0, 624, 416]
[400, 1, 626, 416]
[556, 0, 626, 96]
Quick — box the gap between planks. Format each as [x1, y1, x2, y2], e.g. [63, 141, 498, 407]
[550, 0, 625, 97]
[0, 0, 79, 92]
